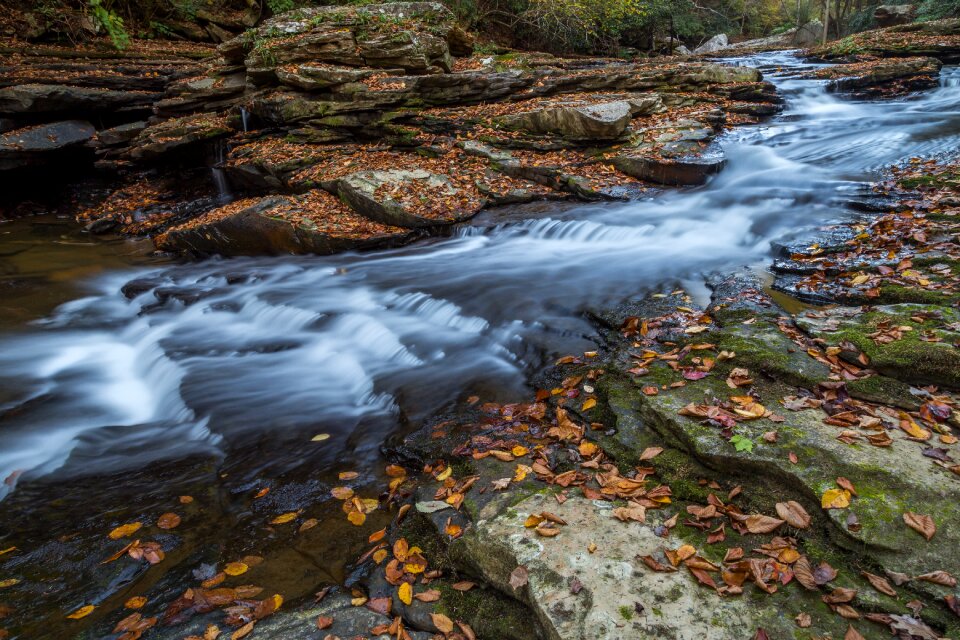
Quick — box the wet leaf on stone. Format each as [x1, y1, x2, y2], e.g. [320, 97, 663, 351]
[775, 501, 811, 529]
[903, 512, 935, 540]
[509, 565, 528, 591]
[157, 513, 181, 530]
[316, 615, 333, 630]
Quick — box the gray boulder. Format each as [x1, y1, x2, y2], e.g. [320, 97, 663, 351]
[500, 100, 634, 141]
[693, 33, 729, 54]
[875, 4, 916, 27]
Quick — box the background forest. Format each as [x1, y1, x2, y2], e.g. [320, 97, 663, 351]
[5, 0, 960, 55]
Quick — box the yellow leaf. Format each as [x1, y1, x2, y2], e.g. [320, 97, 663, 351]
[0, 579, 20, 588]
[224, 562, 248, 576]
[581, 398, 596, 411]
[0, 547, 16, 557]
[821, 488, 851, 510]
[435, 466, 452, 481]
[398, 581, 413, 605]
[108, 522, 142, 540]
[373, 549, 388, 564]
[347, 511, 366, 526]
[67, 605, 95, 620]
[514, 464, 531, 482]
[311, 433, 330, 442]
[124, 596, 147, 609]
[511, 445, 529, 457]
[270, 512, 298, 525]
[524, 514, 545, 528]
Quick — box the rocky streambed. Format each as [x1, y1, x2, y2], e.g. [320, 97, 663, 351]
[1, 9, 960, 640]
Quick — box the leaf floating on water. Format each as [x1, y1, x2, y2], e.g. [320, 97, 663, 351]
[179, 495, 194, 504]
[903, 512, 935, 540]
[66, 605, 95, 620]
[270, 512, 299, 525]
[299, 518, 318, 533]
[0, 579, 19, 589]
[224, 562, 248, 577]
[347, 511, 366, 526]
[0, 548, 16, 557]
[339, 471, 359, 480]
[331, 486, 354, 500]
[124, 596, 147, 609]
[157, 513, 181, 530]
[108, 522, 142, 540]
[311, 433, 331, 442]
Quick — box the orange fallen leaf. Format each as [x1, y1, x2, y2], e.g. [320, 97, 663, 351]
[157, 513, 181, 530]
[108, 522, 142, 540]
[903, 512, 935, 540]
[67, 605, 95, 620]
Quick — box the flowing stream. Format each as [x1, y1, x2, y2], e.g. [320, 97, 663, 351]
[2, 52, 960, 505]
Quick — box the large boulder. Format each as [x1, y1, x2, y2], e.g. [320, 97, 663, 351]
[693, 33, 729, 55]
[155, 191, 414, 256]
[875, 4, 916, 27]
[499, 100, 634, 141]
[0, 120, 95, 170]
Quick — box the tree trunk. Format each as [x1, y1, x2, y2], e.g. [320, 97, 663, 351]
[822, 0, 829, 44]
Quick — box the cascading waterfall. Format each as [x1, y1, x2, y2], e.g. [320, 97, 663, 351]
[210, 138, 233, 204]
[2, 51, 960, 497]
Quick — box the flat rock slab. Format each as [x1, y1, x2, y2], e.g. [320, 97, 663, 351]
[125, 113, 233, 162]
[0, 120, 94, 170]
[0, 83, 159, 114]
[814, 57, 942, 97]
[156, 191, 414, 256]
[455, 491, 845, 640]
[324, 169, 484, 227]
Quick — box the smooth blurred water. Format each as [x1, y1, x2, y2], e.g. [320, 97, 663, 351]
[2, 53, 959, 496]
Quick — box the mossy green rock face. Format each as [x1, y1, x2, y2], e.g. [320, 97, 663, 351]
[795, 304, 960, 387]
[454, 491, 850, 640]
[606, 370, 960, 580]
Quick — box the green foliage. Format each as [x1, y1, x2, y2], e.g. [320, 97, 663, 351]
[730, 433, 754, 452]
[916, 0, 960, 20]
[514, 0, 650, 53]
[88, 0, 130, 49]
[844, 4, 879, 35]
[266, 0, 300, 14]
